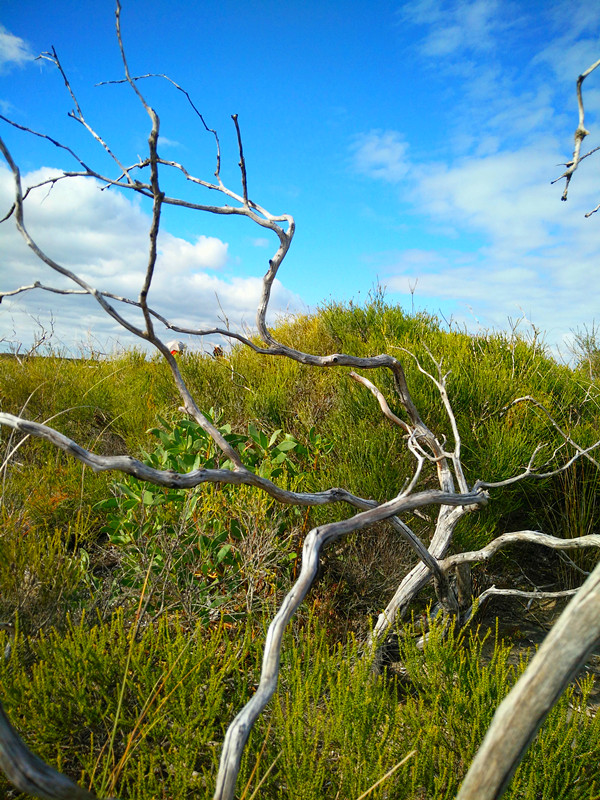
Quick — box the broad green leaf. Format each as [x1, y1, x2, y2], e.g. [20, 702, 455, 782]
[268, 429, 283, 447]
[276, 440, 297, 452]
[142, 489, 159, 505]
[216, 544, 232, 563]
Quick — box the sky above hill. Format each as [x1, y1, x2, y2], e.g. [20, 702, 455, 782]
[0, 0, 599, 358]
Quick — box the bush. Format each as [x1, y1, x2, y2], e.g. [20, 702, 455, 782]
[95, 412, 332, 623]
[1, 614, 599, 799]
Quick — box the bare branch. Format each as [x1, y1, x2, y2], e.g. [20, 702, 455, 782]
[37, 48, 134, 184]
[0, 135, 147, 341]
[231, 114, 249, 205]
[457, 560, 600, 800]
[214, 485, 483, 798]
[585, 198, 600, 218]
[398, 346, 470, 492]
[112, 2, 163, 336]
[0, 113, 96, 176]
[98, 70, 225, 182]
[441, 529, 600, 572]
[475, 437, 600, 489]
[0, 282, 257, 351]
[0, 412, 486, 513]
[554, 57, 600, 204]
[0, 705, 100, 800]
[0, 403, 486, 800]
[474, 586, 579, 604]
[369, 504, 468, 645]
[492, 395, 600, 469]
[349, 371, 411, 433]
[3, 16, 600, 800]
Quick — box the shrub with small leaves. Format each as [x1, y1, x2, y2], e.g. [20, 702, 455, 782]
[96, 411, 332, 621]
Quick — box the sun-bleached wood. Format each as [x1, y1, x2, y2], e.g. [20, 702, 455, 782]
[457, 560, 600, 800]
[553, 57, 600, 215]
[1, 8, 600, 798]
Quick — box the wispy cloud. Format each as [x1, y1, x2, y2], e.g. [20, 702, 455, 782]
[0, 25, 34, 72]
[398, 0, 600, 155]
[351, 1, 600, 352]
[158, 135, 182, 149]
[350, 130, 410, 182]
[399, 0, 515, 57]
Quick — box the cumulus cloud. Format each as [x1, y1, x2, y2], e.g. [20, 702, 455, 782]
[0, 166, 302, 352]
[0, 25, 34, 72]
[159, 234, 228, 273]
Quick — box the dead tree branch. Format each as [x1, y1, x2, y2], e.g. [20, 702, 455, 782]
[457, 559, 600, 800]
[553, 57, 600, 211]
[1, 10, 600, 800]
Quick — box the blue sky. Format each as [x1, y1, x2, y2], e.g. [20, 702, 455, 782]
[0, 0, 599, 357]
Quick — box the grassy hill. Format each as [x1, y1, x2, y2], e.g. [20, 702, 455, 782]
[1, 300, 600, 798]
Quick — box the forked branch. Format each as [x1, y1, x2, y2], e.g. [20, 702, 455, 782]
[2, 10, 600, 800]
[553, 57, 600, 213]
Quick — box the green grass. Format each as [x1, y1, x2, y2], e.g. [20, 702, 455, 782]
[2, 300, 600, 620]
[2, 300, 600, 798]
[1, 615, 599, 799]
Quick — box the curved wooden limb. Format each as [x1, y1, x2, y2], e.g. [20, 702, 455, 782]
[214, 488, 486, 799]
[457, 559, 600, 800]
[0, 703, 103, 800]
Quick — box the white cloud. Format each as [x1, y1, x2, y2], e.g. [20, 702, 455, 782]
[350, 130, 600, 352]
[0, 25, 34, 72]
[413, 144, 566, 251]
[362, 136, 600, 351]
[0, 166, 302, 352]
[157, 135, 182, 149]
[535, 1, 600, 82]
[159, 234, 228, 272]
[351, 130, 410, 182]
[348, 2, 600, 354]
[400, 0, 513, 57]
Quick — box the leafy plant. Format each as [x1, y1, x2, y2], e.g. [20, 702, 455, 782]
[96, 411, 331, 621]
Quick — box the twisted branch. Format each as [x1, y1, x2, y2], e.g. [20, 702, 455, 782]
[553, 57, 600, 210]
[2, 12, 600, 800]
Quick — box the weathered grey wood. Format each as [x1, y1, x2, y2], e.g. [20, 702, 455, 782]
[457, 560, 600, 800]
[456, 563, 472, 609]
[0, 704, 101, 800]
[442, 530, 600, 570]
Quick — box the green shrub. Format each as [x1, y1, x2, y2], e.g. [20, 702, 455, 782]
[0, 509, 89, 634]
[95, 412, 333, 623]
[1, 614, 599, 799]
[4, 299, 600, 628]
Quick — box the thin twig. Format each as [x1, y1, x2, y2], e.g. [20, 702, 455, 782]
[554, 57, 600, 203]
